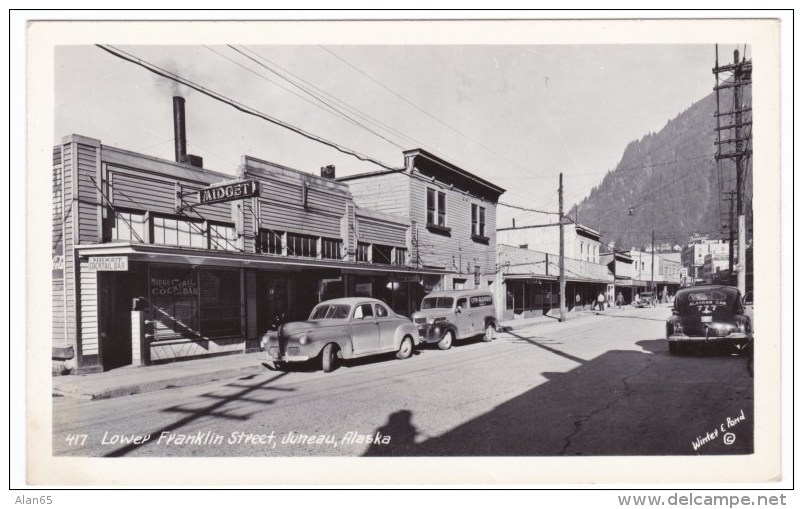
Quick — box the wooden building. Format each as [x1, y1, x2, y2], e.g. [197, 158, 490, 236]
[51, 135, 456, 374]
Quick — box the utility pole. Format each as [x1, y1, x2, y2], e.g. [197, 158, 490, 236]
[558, 173, 566, 322]
[651, 230, 655, 295]
[713, 45, 752, 293]
[724, 190, 736, 280]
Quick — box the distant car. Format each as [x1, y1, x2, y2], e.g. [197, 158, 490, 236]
[633, 291, 657, 308]
[665, 285, 752, 355]
[261, 298, 420, 372]
[411, 290, 498, 350]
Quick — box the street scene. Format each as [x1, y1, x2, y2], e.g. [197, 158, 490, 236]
[53, 304, 753, 457]
[43, 34, 763, 472]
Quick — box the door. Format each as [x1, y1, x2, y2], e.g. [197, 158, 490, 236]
[454, 297, 471, 338]
[374, 302, 399, 351]
[100, 270, 140, 370]
[350, 302, 379, 355]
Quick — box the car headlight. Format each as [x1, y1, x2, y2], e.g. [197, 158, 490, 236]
[298, 334, 308, 345]
[427, 317, 435, 325]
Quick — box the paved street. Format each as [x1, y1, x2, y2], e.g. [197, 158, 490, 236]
[53, 305, 753, 457]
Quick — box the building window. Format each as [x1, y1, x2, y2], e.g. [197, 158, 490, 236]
[356, 242, 370, 262]
[393, 248, 407, 265]
[198, 268, 241, 337]
[453, 278, 466, 290]
[258, 229, 283, 255]
[427, 188, 447, 228]
[471, 204, 487, 240]
[321, 238, 342, 260]
[287, 232, 317, 258]
[372, 244, 393, 265]
[209, 223, 238, 251]
[111, 210, 146, 242]
[518, 244, 528, 249]
[153, 216, 206, 248]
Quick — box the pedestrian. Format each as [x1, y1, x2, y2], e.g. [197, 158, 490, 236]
[575, 293, 581, 310]
[616, 291, 624, 309]
[596, 292, 605, 312]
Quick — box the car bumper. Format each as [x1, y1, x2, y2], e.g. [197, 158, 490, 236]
[417, 325, 447, 343]
[667, 333, 750, 343]
[265, 345, 313, 363]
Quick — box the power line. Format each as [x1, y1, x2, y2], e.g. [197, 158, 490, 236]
[96, 44, 401, 172]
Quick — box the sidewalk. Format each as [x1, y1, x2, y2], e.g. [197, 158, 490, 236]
[53, 305, 656, 401]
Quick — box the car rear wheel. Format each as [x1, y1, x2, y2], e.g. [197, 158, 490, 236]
[396, 336, 413, 359]
[437, 330, 454, 350]
[482, 323, 495, 342]
[321, 343, 338, 373]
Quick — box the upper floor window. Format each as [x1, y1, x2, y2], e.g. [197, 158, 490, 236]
[153, 216, 206, 248]
[356, 242, 370, 262]
[287, 232, 317, 258]
[258, 229, 284, 255]
[471, 204, 486, 240]
[52, 167, 62, 217]
[427, 188, 447, 228]
[321, 238, 342, 260]
[371, 244, 393, 265]
[112, 210, 146, 242]
[209, 223, 238, 251]
[393, 248, 407, 266]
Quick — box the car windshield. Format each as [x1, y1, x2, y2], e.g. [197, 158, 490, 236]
[421, 297, 454, 309]
[309, 304, 352, 320]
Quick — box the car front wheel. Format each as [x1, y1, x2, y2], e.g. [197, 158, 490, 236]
[482, 323, 495, 342]
[396, 336, 413, 359]
[668, 342, 681, 355]
[321, 343, 337, 373]
[437, 330, 454, 350]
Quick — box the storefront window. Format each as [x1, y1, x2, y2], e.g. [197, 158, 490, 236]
[356, 242, 370, 262]
[148, 265, 241, 340]
[149, 265, 200, 340]
[199, 268, 241, 337]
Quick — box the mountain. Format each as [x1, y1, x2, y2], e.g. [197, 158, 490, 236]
[569, 87, 752, 252]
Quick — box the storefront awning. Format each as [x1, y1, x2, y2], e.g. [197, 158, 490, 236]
[75, 242, 453, 276]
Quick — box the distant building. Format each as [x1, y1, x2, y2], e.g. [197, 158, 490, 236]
[681, 239, 729, 283]
[702, 253, 730, 283]
[497, 221, 602, 264]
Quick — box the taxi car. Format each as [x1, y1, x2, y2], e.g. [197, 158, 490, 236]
[411, 290, 498, 350]
[261, 298, 419, 372]
[665, 285, 752, 355]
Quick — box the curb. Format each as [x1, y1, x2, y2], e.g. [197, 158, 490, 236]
[52, 364, 268, 400]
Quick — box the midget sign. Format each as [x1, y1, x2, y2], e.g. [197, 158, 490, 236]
[198, 179, 259, 205]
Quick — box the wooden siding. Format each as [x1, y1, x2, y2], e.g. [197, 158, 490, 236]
[52, 280, 66, 346]
[108, 166, 232, 223]
[244, 160, 350, 240]
[347, 172, 409, 218]
[76, 143, 100, 244]
[62, 144, 77, 344]
[78, 260, 99, 356]
[356, 215, 407, 247]
[410, 171, 497, 282]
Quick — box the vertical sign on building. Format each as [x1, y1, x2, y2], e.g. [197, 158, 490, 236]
[52, 164, 64, 279]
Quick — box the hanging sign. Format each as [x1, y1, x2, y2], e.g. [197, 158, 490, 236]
[198, 179, 259, 205]
[88, 256, 129, 271]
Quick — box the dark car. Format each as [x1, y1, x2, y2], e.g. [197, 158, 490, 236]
[665, 285, 752, 355]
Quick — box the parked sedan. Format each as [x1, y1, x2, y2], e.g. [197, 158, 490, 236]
[633, 291, 657, 308]
[261, 298, 420, 372]
[665, 285, 752, 355]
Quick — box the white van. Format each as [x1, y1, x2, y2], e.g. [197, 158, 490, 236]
[411, 290, 498, 350]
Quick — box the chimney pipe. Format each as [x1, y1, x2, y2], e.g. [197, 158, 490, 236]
[512, 218, 516, 228]
[320, 165, 336, 179]
[173, 96, 187, 163]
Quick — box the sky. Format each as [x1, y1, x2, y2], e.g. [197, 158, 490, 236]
[55, 43, 737, 229]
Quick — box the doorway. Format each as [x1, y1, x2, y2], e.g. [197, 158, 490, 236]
[99, 266, 144, 370]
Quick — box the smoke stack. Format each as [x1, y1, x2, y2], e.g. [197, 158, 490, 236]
[173, 96, 187, 163]
[512, 218, 516, 228]
[320, 165, 336, 179]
